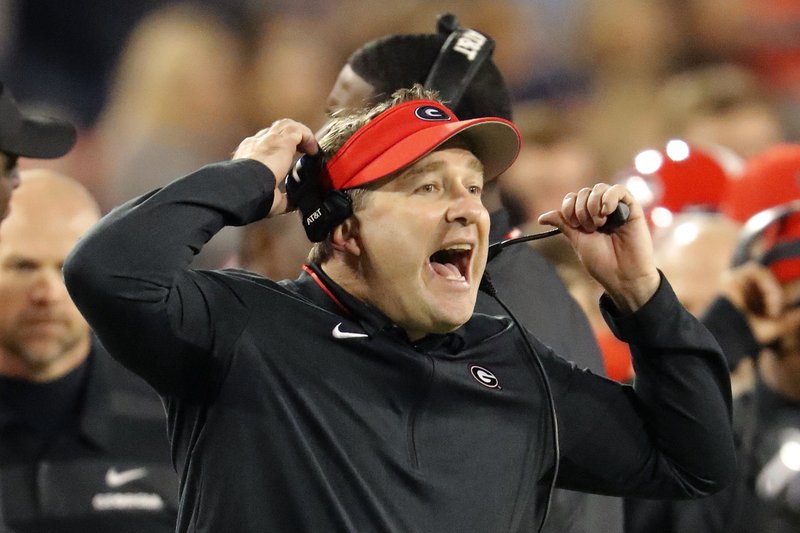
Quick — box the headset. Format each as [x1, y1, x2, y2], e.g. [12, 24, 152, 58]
[727, 200, 800, 320]
[730, 200, 800, 269]
[285, 12, 495, 244]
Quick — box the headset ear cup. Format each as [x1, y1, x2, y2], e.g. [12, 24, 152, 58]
[323, 191, 354, 229]
[284, 154, 354, 243]
[285, 154, 324, 211]
[301, 191, 353, 243]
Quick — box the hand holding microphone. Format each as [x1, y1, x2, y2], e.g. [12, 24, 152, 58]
[537, 183, 660, 313]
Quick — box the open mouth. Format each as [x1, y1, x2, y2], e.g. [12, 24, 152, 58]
[429, 244, 472, 281]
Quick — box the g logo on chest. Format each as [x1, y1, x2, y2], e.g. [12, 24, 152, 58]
[470, 365, 500, 389]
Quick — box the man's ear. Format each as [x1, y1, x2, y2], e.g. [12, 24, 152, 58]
[332, 216, 361, 256]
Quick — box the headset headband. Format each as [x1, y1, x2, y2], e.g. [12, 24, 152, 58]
[423, 13, 496, 110]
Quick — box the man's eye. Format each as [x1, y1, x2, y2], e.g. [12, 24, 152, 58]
[417, 184, 437, 193]
[13, 262, 38, 272]
[468, 185, 482, 196]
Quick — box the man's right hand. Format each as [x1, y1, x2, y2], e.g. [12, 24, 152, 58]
[232, 119, 319, 217]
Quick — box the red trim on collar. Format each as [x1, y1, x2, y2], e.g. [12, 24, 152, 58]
[302, 264, 350, 316]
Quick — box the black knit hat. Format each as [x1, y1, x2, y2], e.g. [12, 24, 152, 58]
[0, 82, 76, 158]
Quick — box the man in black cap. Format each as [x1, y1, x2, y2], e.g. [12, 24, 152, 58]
[0, 82, 76, 224]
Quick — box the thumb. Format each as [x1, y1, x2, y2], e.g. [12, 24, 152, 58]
[538, 209, 569, 232]
[538, 209, 582, 242]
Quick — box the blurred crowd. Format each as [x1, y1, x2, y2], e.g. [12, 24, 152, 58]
[4, 0, 800, 531]
[2, 0, 798, 213]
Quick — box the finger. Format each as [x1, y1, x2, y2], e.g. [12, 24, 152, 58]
[272, 121, 319, 155]
[587, 183, 611, 226]
[297, 127, 319, 155]
[574, 187, 595, 231]
[267, 118, 295, 133]
[600, 184, 629, 215]
[561, 192, 579, 228]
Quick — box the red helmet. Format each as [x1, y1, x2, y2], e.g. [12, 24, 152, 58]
[732, 200, 800, 284]
[615, 140, 743, 228]
[720, 143, 800, 223]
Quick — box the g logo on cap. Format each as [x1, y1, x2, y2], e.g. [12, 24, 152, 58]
[415, 105, 451, 121]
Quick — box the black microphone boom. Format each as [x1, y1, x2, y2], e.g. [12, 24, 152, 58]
[487, 203, 630, 262]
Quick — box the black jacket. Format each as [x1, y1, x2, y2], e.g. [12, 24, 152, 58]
[0, 340, 177, 532]
[64, 159, 736, 533]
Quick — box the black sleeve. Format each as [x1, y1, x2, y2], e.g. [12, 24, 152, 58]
[64, 159, 276, 399]
[701, 296, 761, 371]
[623, 484, 736, 533]
[541, 275, 736, 498]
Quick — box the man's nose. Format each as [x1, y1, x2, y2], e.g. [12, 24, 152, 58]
[30, 268, 67, 303]
[445, 185, 484, 225]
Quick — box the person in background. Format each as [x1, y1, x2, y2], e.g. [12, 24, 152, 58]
[652, 212, 741, 318]
[625, 200, 800, 532]
[496, 100, 600, 235]
[658, 63, 786, 160]
[0, 169, 177, 532]
[95, 3, 249, 267]
[0, 81, 75, 224]
[626, 143, 800, 532]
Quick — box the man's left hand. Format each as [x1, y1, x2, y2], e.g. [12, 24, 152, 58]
[538, 183, 660, 313]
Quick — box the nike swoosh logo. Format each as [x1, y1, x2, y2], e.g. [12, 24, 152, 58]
[105, 467, 148, 488]
[332, 322, 368, 339]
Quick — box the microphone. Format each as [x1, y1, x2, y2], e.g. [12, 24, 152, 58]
[487, 203, 630, 262]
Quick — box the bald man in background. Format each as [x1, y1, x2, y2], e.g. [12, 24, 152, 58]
[652, 212, 742, 318]
[0, 170, 177, 532]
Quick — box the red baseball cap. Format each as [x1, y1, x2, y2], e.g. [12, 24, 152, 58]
[720, 143, 800, 223]
[321, 99, 521, 190]
[616, 140, 741, 219]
